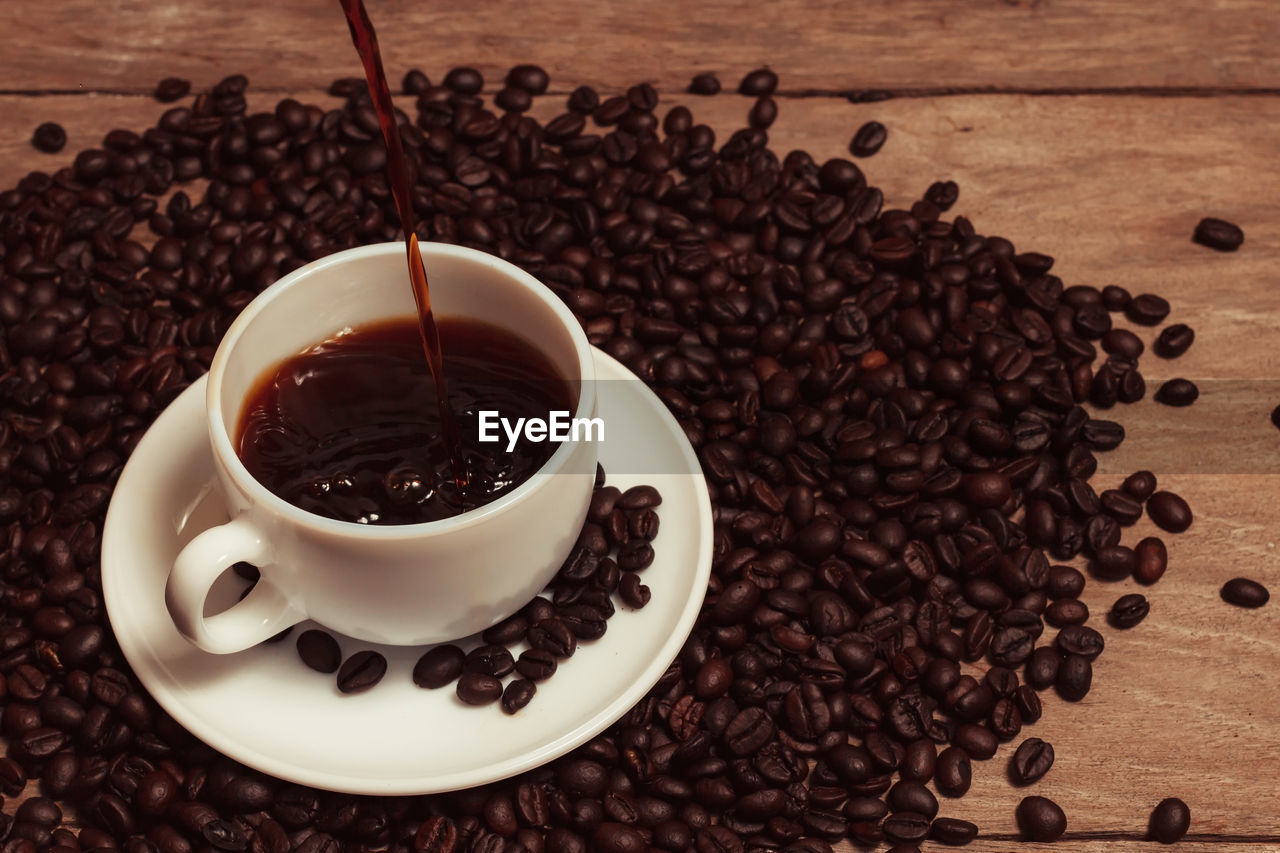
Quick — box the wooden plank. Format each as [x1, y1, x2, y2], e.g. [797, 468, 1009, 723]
[2, 90, 1280, 847]
[3, 0, 1280, 95]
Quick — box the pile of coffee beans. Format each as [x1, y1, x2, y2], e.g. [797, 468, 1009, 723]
[289, 470, 659, 708]
[0, 64, 1210, 851]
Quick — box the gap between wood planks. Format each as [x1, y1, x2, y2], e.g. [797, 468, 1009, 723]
[2, 86, 1280, 99]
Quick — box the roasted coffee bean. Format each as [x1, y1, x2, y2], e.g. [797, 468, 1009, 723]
[1091, 544, 1135, 580]
[413, 644, 465, 688]
[516, 648, 559, 681]
[506, 64, 550, 94]
[501, 679, 536, 714]
[1221, 578, 1270, 608]
[336, 650, 386, 693]
[1148, 490, 1193, 533]
[1154, 378, 1198, 407]
[1193, 217, 1244, 251]
[1016, 796, 1067, 842]
[1010, 737, 1054, 785]
[296, 630, 341, 674]
[1149, 797, 1191, 843]
[888, 781, 938, 819]
[32, 122, 67, 153]
[1056, 654, 1093, 702]
[1153, 324, 1195, 358]
[155, 77, 192, 102]
[1126, 293, 1171, 326]
[929, 817, 979, 846]
[850, 122, 887, 157]
[1025, 647, 1061, 690]
[882, 812, 930, 844]
[738, 68, 778, 95]
[688, 73, 721, 95]
[953, 724, 997, 760]
[1046, 565, 1086, 600]
[456, 672, 503, 706]
[465, 644, 516, 677]
[1109, 593, 1150, 628]
[1133, 536, 1169, 584]
[1272, 404, 1280, 431]
[1056, 625, 1105, 659]
[935, 747, 971, 797]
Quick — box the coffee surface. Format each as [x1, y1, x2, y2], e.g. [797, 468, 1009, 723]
[237, 316, 573, 524]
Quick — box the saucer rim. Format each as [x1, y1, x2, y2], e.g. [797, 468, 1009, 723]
[102, 347, 712, 794]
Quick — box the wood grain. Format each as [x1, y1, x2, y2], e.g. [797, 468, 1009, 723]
[3, 0, 1280, 849]
[3, 0, 1280, 95]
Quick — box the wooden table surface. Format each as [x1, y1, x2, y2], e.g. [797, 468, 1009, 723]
[4, 1, 1280, 850]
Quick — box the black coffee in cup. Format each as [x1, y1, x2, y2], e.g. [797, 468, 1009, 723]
[236, 316, 574, 524]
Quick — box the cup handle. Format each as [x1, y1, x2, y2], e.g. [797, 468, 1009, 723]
[165, 514, 305, 654]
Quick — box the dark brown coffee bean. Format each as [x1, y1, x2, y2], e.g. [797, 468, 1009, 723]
[506, 64, 549, 94]
[688, 73, 721, 95]
[1133, 536, 1168, 584]
[335, 650, 386, 693]
[1148, 490, 1193, 533]
[953, 724, 997, 760]
[465, 644, 516, 677]
[412, 644, 464, 688]
[32, 122, 67, 153]
[882, 812, 930, 844]
[515, 648, 558, 681]
[1126, 293, 1171, 326]
[1154, 378, 1198, 407]
[1010, 737, 1054, 785]
[1153, 324, 1195, 358]
[1016, 796, 1067, 842]
[850, 122, 887, 157]
[1149, 797, 1191, 843]
[1123, 470, 1158, 500]
[1109, 593, 1150, 628]
[456, 672, 503, 706]
[443, 66, 483, 94]
[738, 68, 778, 95]
[929, 817, 978, 846]
[1056, 654, 1093, 702]
[155, 77, 192, 102]
[1221, 577, 1269, 608]
[934, 747, 971, 797]
[295, 630, 341, 674]
[1193, 217, 1243, 251]
[501, 679, 536, 714]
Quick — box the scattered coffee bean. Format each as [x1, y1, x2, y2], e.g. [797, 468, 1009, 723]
[738, 68, 778, 95]
[335, 650, 386, 693]
[1109, 593, 1150, 628]
[1153, 324, 1195, 358]
[1221, 578, 1269, 608]
[935, 747, 972, 797]
[1149, 797, 1191, 843]
[1123, 470, 1158, 500]
[154, 76, 192, 102]
[31, 122, 67, 153]
[457, 672, 503, 706]
[1193, 217, 1244, 251]
[1148, 490, 1193, 533]
[1011, 737, 1055, 785]
[501, 679, 536, 714]
[1016, 796, 1067, 842]
[850, 120, 887, 157]
[929, 817, 979, 845]
[413, 644, 465, 688]
[295, 629, 341, 674]
[1126, 293, 1171, 326]
[1154, 378, 1199, 407]
[1133, 536, 1169, 584]
[688, 72, 721, 94]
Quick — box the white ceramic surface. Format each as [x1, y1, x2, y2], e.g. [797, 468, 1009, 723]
[165, 242, 599, 653]
[102, 349, 712, 795]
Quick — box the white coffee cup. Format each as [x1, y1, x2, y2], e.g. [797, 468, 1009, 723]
[165, 242, 598, 654]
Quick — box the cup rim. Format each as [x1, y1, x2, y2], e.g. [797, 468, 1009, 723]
[205, 241, 598, 539]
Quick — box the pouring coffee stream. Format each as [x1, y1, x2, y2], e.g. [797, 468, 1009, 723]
[337, 0, 468, 496]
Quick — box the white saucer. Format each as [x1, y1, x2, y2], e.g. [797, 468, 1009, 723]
[102, 348, 712, 795]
